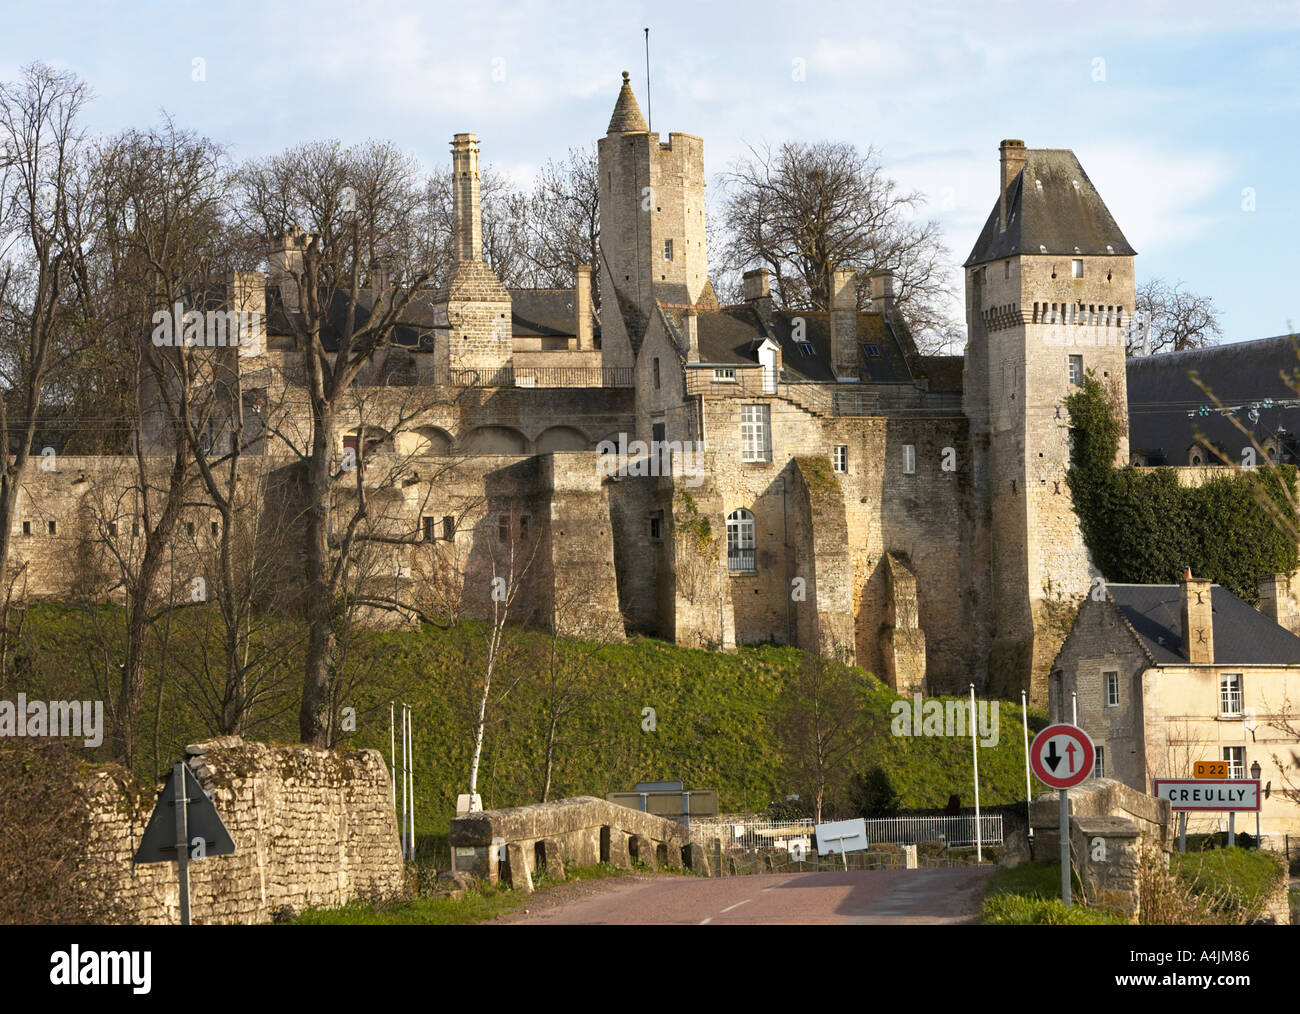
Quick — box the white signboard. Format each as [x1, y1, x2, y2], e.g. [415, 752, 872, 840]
[814, 818, 869, 854]
[1153, 779, 1260, 812]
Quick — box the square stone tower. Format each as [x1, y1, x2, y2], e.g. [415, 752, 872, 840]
[597, 72, 709, 372]
[964, 140, 1135, 704]
[439, 132, 512, 379]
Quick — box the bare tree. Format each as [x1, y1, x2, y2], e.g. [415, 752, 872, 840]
[1129, 278, 1223, 356]
[0, 64, 97, 681]
[714, 140, 960, 353]
[521, 145, 600, 301]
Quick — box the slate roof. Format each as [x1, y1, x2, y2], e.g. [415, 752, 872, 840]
[607, 72, 648, 133]
[509, 288, 589, 338]
[1126, 334, 1300, 464]
[965, 149, 1136, 267]
[1107, 584, 1300, 667]
[671, 302, 924, 384]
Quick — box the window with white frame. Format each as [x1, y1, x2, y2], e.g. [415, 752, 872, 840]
[833, 445, 848, 473]
[740, 404, 771, 462]
[1071, 258, 1083, 278]
[902, 444, 916, 475]
[1068, 354, 1084, 386]
[1093, 746, 1105, 778]
[664, 238, 673, 261]
[713, 367, 736, 382]
[726, 509, 756, 573]
[1104, 671, 1119, 708]
[1223, 746, 1245, 779]
[1220, 673, 1243, 717]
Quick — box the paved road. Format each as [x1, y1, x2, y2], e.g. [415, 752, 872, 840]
[508, 865, 994, 925]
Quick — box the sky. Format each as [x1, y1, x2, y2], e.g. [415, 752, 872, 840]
[4, 0, 1298, 349]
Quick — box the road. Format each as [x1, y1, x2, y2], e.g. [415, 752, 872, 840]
[506, 865, 994, 925]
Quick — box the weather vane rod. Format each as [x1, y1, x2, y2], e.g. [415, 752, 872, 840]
[644, 27, 652, 132]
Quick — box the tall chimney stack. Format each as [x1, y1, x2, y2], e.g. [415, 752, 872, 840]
[829, 268, 858, 380]
[575, 264, 593, 351]
[743, 268, 772, 309]
[869, 269, 895, 313]
[683, 308, 700, 362]
[451, 133, 484, 263]
[1259, 572, 1294, 633]
[1179, 567, 1215, 664]
[999, 139, 1027, 233]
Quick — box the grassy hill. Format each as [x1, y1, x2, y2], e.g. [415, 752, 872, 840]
[8, 603, 1045, 834]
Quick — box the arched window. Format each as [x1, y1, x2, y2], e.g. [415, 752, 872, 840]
[726, 509, 756, 574]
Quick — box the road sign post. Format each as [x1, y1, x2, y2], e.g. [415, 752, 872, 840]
[1029, 724, 1095, 906]
[134, 760, 235, 925]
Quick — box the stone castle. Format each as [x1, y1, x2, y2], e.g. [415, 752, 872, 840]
[13, 72, 1156, 705]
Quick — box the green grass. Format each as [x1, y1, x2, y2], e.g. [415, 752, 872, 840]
[980, 862, 1126, 925]
[292, 863, 634, 925]
[1171, 847, 1287, 921]
[11, 602, 1046, 834]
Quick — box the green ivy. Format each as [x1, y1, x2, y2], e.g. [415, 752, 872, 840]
[1065, 374, 1298, 602]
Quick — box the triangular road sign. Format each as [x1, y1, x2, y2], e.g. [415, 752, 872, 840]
[134, 763, 236, 864]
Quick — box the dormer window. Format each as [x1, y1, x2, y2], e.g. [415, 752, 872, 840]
[713, 367, 736, 382]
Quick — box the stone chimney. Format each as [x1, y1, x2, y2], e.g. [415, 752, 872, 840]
[999, 139, 1027, 233]
[228, 271, 265, 357]
[369, 261, 390, 294]
[743, 268, 772, 309]
[682, 308, 700, 362]
[575, 264, 593, 351]
[1259, 572, 1292, 632]
[829, 268, 858, 380]
[869, 269, 895, 312]
[1179, 567, 1215, 664]
[268, 229, 308, 311]
[451, 133, 484, 263]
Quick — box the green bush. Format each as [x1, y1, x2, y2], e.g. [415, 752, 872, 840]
[983, 893, 1127, 925]
[1171, 847, 1286, 922]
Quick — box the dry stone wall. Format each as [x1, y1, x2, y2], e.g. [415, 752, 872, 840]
[79, 736, 403, 924]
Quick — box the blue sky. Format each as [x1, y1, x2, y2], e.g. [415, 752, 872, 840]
[5, 0, 1298, 346]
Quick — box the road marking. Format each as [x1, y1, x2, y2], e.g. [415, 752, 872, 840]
[699, 917, 712, 925]
[720, 899, 752, 913]
[763, 879, 794, 891]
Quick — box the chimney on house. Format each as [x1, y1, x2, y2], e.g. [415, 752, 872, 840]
[682, 307, 700, 361]
[227, 270, 265, 356]
[743, 268, 773, 310]
[575, 264, 593, 351]
[268, 230, 307, 311]
[869, 269, 895, 312]
[1259, 572, 1293, 632]
[829, 268, 858, 380]
[999, 139, 1027, 233]
[369, 261, 390, 294]
[1179, 567, 1215, 664]
[450, 133, 484, 263]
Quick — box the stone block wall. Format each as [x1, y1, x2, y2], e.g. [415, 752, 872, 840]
[77, 736, 403, 924]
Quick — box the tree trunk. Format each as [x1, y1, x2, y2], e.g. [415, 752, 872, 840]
[299, 410, 336, 746]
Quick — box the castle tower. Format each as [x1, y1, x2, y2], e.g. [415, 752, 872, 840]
[964, 140, 1134, 704]
[440, 133, 512, 379]
[597, 72, 709, 372]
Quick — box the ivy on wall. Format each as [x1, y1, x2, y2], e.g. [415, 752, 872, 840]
[1065, 373, 1298, 603]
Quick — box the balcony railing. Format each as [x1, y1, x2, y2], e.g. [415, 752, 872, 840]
[727, 548, 757, 574]
[684, 368, 962, 418]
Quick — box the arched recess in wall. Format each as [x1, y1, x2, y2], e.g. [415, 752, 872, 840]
[409, 425, 453, 456]
[534, 425, 590, 452]
[342, 425, 392, 456]
[459, 425, 529, 455]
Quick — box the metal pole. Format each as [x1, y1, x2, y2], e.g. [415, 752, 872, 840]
[400, 704, 409, 860]
[1060, 787, 1071, 906]
[1071, 690, 1078, 727]
[1021, 690, 1033, 844]
[389, 701, 396, 814]
[173, 762, 191, 926]
[643, 28, 652, 133]
[406, 704, 415, 859]
[1178, 812, 1187, 854]
[970, 684, 982, 864]
[1228, 810, 1235, 848]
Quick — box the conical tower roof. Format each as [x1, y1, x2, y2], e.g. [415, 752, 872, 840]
[607, 71, 648, 133]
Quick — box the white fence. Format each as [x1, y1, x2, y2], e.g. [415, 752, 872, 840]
[688, 814, 1002, 851]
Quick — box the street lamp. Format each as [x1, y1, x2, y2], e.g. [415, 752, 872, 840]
[1250, 761, 1262, 847]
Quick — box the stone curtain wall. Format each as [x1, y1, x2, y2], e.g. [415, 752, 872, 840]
[79, 737, 402, 924]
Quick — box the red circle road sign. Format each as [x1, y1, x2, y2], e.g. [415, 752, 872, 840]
[1030, 724, 1095, 789]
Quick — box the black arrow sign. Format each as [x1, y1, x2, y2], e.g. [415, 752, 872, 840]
[1045, 738, 1062, 772]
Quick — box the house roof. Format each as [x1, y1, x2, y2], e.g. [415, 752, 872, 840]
[666, 302, 926, 384]
[508, 288, 590, 338]
[964, 149, 1136, 267]
[1126, 334, 1300, 464]
[1106, 583, 1300, 667]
